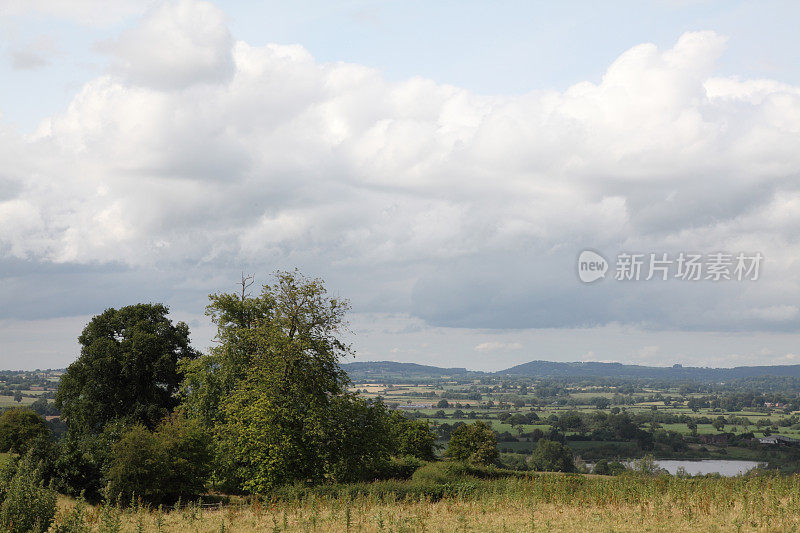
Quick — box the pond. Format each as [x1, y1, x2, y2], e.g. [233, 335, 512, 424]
[644, 459, 762, 476]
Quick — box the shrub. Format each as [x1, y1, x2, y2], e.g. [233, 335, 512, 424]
[104, 414, 212, 504]
[374, 455, 424, 480]
[529, 439, 575, 473]
[388, 411, 437, 461]
[0, 450, 57, 533]
[0, 408, 50, 454]
[445, 421, 498, 465]
[592, 459, 628, 476]
[53, 429, 115, 500]
[52, 494, 90, 533]
[411, 462, 470, 484]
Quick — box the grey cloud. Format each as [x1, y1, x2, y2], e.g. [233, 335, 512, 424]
[0, 20, 799, 344]
[9, 48, 50, 70]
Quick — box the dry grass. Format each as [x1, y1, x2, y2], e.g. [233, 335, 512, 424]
[53, 474, 800, 532]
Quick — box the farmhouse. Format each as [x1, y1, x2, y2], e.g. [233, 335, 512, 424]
[757, 435, 800, 445]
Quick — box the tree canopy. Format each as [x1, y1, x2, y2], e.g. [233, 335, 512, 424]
[529, 439, 575, 473]
[56, 303, 197, 434]
[0, 409, 50, 454]
[445, 421, 498, 465]
[185, 270, 394, 492]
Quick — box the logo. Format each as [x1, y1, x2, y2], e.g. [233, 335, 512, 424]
[578, 250, 608, 283]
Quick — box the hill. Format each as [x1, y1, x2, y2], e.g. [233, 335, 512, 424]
[341, 361, 481, 381]
[342, 359, 800, 382]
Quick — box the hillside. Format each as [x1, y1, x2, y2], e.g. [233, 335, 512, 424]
[342, 359, 800, 381]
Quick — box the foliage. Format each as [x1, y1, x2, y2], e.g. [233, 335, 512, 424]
[388, 410, 437, 461]
[631, 454, 668, 476]
[52, 428, 115, 499]
[52, 493, 90, 533]
[56, 303, 197, 435]
[411, 461, 470, 484]
[592, 459, 628, 475]
[191, 271, 396, 492]
[529, 439, 575, 473]
[104, 414, 212, 504]
[374, 455, 424, 480]
[0, 450, 57, 533]
[445, 421, 499, 465]
[0, 408, 50, 454]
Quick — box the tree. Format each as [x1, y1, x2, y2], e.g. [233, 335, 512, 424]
[103, 414, 212, 504]
[712, 416, 726, 432]
[56, 304, 197, 434]
[388, 411, 436, 461]
[202, 271, 395, 492]
[529, 439, 575, 473]
[593, 459, 627, 476]
[0, 409, 50, 454]
[29, 398, 58, 417]
[445, 421, 498, 465]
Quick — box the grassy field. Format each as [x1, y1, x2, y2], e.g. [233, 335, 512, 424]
[54, 473, 800, 532]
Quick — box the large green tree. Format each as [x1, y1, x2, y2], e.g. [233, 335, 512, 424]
[388, 411, 437, 461]
[186, 270, 394, 492]
[445, 421, 498, 465]
[56, 304, 197, 434]
[529, 439, 575, 473]
[0, 409, 50, 454]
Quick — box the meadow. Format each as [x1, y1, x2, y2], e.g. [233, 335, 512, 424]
[53, 473, 800, 532]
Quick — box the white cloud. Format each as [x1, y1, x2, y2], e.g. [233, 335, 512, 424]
[0, 5, 799, 339]
[0, 0, 148, 26]
[474, 342, 523, 353]
[103, 0, 233, 90]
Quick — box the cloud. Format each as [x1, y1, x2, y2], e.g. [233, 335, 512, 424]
[7, 35, 56, 70]
[0, 0, 148, 26]
[102, 0, 233, 90]
[474, 342, 523, 353]
[0, 11, 799, 341]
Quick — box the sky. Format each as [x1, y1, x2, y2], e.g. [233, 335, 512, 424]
[1, 0, 800, 371]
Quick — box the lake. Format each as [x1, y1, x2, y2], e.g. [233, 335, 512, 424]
[646, 459, 762, 476]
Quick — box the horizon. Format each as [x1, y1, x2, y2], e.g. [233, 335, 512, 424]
[10, 357, 800, 374]
[2, 1, 800, 370]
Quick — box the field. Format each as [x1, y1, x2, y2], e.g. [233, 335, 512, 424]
[55, 474, 800, 532]
[350, 376, 800, 467]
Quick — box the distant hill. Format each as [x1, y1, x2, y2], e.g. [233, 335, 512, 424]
[499, 360, 800, 380]
[341, 361, 480, 381]
[342, 360, 800, 381]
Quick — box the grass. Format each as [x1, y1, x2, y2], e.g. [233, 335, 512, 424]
[0, 396, 36, 407]
[52, 473, 800, 532]
[0, 452, 12, 468]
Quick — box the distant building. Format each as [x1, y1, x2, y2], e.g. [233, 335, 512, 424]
[757, 435, 799, 445]
[699, 434, 729, 445]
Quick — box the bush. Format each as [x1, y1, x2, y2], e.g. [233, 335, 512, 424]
[445, 421, 498, 465]
[389, 411, 437, 461]
[0, 408, 50, 454]
[411, 462, 470, 484]
[53, 429, 114, 500]
[104, 414, 212, 504]
[373, 455, 424, 480]
[592, 459, 627, 476]
[529, 439, 575, 473]
[52, 494, 90, 533]
[0, 450, 57, 533]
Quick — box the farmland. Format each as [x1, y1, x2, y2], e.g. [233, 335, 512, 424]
[348, 368, 800, 470]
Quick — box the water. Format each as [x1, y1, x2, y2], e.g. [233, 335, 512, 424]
[643, 459, 761, 476]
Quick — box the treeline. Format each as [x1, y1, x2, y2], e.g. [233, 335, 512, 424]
[0, 271, 517, 526]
